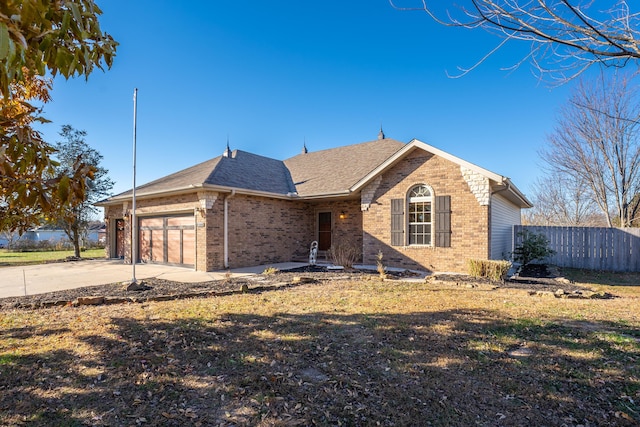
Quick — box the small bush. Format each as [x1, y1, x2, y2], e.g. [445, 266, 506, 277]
[376, 250, 387, 280]
[328, 240, 361, 269]
[9, 239, 74, 252]
[467, 259, 512, 282]
[262, 266, 279, 275]
[512, 230, 555, 266]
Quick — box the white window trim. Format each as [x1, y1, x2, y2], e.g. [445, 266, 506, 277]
[407, 184, 434, 246]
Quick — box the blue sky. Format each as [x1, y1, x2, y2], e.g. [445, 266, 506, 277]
[39, 1, 576, 199]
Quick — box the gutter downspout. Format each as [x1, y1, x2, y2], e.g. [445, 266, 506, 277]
[224, 190, 236, 269]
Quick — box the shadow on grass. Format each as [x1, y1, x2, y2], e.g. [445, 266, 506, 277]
[1, 310, 638, 426]
[562, 268, 640, 288]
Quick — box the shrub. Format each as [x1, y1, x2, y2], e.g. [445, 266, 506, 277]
[262, 266, 279, 275]
[9, 239, 73, 252]
[328, 240, 361, 269]
[512, 230, 555, 266]
[376, 250, 387, 280]
[467, 259, 512, 282]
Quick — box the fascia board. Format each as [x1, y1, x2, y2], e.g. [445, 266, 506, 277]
[95, 184, 295, 207]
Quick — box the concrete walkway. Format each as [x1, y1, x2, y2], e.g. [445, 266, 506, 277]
[0, 259, 308, 299]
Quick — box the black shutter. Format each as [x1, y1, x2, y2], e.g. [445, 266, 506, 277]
[391, 198, 404, 246]
[435, 195, 451, 247]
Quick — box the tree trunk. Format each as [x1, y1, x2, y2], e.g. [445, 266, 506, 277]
[71, 223, 81, 258]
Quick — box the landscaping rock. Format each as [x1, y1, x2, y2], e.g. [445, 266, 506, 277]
[124, 281, 151, 292]
[104, 297, 133, 305]
[75, 296, 105, 306]
[292, 276, 315, 284]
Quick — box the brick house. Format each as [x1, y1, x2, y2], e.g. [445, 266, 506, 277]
[98, 133, 531, 273]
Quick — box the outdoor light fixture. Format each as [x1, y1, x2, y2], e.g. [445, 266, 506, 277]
[339, 211, 346, 219]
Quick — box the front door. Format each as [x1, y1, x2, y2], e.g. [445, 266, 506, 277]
[318, 212, 332, 251]
[115, 219, 125, 259]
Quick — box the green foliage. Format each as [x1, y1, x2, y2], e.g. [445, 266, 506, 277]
[0, 1, 117, 234]
[0, 0, 117, 97]
[49, 125, 114, 258]
[512, 230, 556, 266]
[467, 259, 512, 282]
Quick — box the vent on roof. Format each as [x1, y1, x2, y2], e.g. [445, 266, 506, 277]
[223, 139, 231, 157]
[378, 126, 385, 140]
[302, 140, 308, 154]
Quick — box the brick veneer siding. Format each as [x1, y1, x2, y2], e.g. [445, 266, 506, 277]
[103, 192, 364, 271]
[362, 150, 490, 273]
[225, 195, 313, 268]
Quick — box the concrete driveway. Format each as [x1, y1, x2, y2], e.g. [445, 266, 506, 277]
[0, 259, 307, 299]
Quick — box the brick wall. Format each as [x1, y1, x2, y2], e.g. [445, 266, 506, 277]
[362, 150, 489, 273]
[103, 192, 364, 271]
[225, 195, 313, 268]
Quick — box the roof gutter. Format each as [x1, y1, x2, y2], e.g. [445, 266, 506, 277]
[493, 178, 533, 208]
[96, 183, 298, 207]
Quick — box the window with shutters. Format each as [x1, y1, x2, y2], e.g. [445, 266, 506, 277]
[390, 185, 450, 248]
[408, 185, 432, 245]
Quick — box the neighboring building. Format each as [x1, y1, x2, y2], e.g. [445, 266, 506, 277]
[97, 134, 531, 273]
[13, 224, 103, 245]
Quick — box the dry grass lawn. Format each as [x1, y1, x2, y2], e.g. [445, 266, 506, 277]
[0, 276, 638, 426]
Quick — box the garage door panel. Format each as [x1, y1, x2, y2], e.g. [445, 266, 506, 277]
[167, 216, 193, 227]
[140, 229, 152, 263]
[182, 229, 195, 265]
[151, 230, 164, 262]
[167, 229, 181, 264]
[141, 217, 164, 228]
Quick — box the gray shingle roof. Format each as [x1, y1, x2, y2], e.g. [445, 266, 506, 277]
[104, 138, 406, 201]
[206, 150, 296, 194]
[284, 138, 405, 196]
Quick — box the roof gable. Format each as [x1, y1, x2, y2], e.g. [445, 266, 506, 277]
[351, 139, 532, 208]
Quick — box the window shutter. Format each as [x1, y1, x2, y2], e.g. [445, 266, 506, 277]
[435, 195, 451, 247]
[391, 198, 404, 246]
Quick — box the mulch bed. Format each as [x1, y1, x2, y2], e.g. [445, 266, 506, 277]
[0, 264, 599, 311]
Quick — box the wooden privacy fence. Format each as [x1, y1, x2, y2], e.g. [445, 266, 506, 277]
[514, 225, 640, 272]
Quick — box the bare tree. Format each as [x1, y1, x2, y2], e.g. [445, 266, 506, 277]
[390, 1, 640, 82]
[541, 71, 640, 227]
[523, 172, 607, 226]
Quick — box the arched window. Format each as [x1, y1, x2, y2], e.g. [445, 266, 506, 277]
[408, 184, 432, 245]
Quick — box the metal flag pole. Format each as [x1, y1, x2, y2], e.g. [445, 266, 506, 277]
[131, 88, 138, 284]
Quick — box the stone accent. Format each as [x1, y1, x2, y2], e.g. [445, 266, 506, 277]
[197, 191, 218, 211]
[361, 176, 382, 211]
[461, 166, 490, 206]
